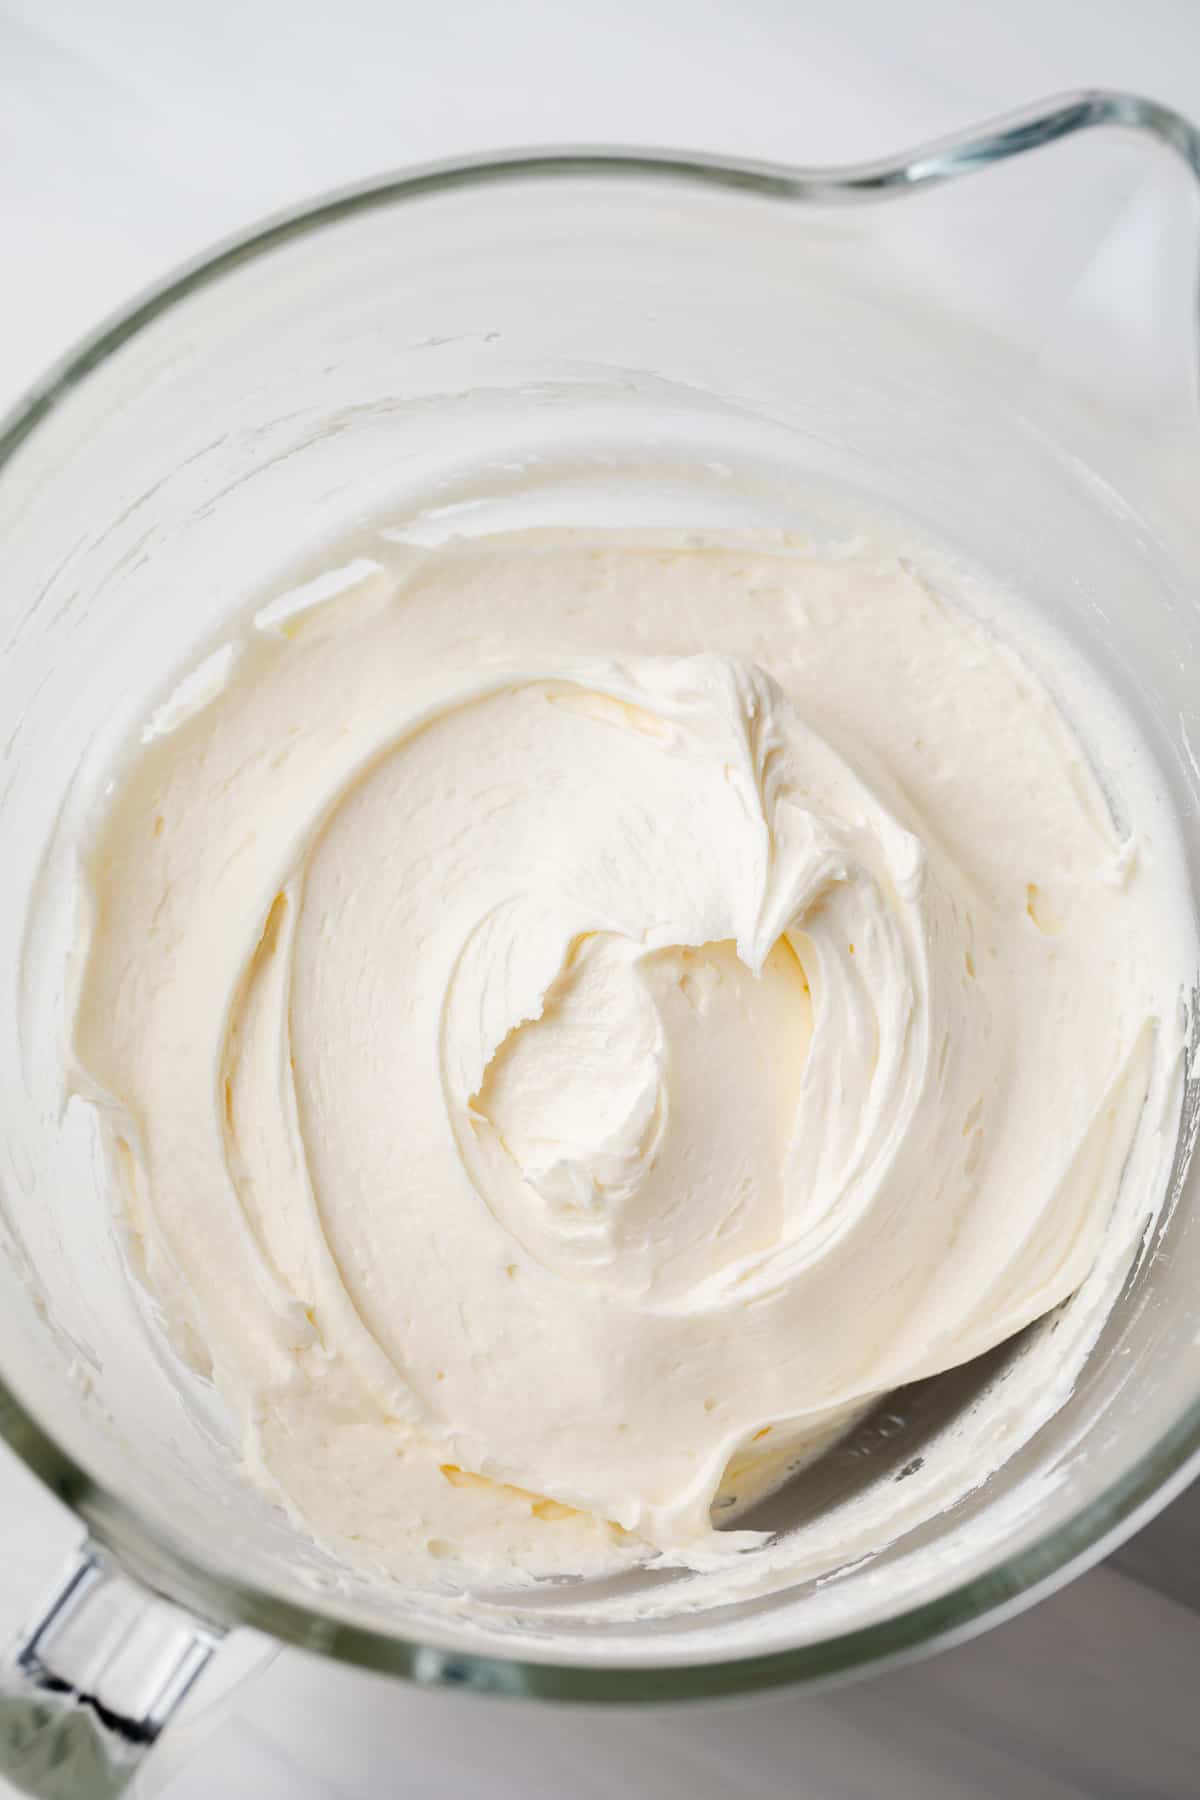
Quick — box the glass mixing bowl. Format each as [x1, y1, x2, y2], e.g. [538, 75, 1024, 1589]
[0, 88, 1199, 1797]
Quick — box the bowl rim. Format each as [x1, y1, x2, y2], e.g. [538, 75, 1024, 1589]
[3, 92, 1200, 1701]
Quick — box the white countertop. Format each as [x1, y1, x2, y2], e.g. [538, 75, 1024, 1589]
[2, 2, 1199, 1793]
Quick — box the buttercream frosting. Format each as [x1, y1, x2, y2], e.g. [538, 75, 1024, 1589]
[68, 524, 1190, 1585]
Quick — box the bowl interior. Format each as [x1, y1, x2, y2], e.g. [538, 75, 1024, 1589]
[0, 166, 1198, 1688]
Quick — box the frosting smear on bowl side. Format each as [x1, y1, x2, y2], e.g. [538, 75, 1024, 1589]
[68, 525, 1190, 1585]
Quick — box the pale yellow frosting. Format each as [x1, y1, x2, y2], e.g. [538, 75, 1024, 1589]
[68, 526, 1189, 1586]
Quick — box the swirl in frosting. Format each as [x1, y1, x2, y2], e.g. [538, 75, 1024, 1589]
[69, 527, 1187, 1582]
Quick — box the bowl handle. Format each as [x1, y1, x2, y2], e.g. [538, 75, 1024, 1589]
[0, 1542, 218, 1798]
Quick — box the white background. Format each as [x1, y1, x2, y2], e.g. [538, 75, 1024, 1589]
[2, 2, 1200, 1793]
